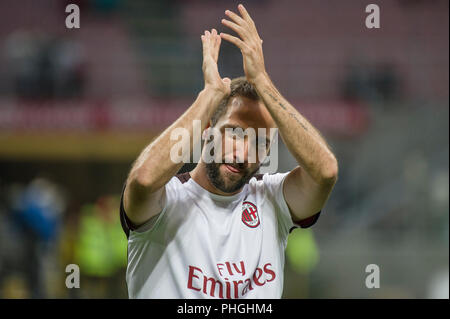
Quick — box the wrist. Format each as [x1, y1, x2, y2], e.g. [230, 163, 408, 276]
[251, 71, 270, 89]
[201, 86, 228, 105]
[202, 85, 228, 99]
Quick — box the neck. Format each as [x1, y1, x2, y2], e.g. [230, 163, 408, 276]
[190, 161, 244, 196]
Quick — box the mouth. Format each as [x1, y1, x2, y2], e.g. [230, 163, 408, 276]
[223, 164, 243, 175]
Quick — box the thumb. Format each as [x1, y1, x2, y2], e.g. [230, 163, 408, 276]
[222, 77, 231, 85]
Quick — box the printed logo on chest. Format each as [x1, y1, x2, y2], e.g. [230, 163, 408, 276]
[241, 201, 260, 228]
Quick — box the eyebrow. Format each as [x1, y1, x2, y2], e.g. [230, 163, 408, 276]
[221, 124, 242, 130]
[220, 124, 271, 145]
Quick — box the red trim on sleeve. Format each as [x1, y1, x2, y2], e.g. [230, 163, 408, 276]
[290, 211, 321, 233]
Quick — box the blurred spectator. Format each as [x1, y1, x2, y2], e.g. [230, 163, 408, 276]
[4, 30, 86, 100]
[52, 38, 86, 98]
[0, 178, 65, 298]
[372, 63, 400, 103]
[284, 229, 319, 298]
[73, 195, 127, 298]
[286, 229, 319, 276]
[340, 59, 400, 103]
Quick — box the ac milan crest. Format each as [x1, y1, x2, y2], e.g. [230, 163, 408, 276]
[241, 201, 260, 228]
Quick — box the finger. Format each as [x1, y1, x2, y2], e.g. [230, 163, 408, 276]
[212, 29, 221, 62]
[211, 28, 219, 50]
[201, 34, 208, 58]
[202, 31, 211, 59]
[220, 32, 250, 53]
[225, 9, 246, 27]
[238, 4, 254, 25]
[221, 19, 249, 41]
[222, 77, 231, 85]
[215, 31, 221, 48]
[206, 30, 212, 50]
[215, 35, 221, 62]
[209, 30, 219, 55]
[238, 4, 260, 38]
[210, 29, 216, 53]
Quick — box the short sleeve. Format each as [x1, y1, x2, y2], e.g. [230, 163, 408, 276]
[119, 176, 180, 238]
[263, 172, 321, 241]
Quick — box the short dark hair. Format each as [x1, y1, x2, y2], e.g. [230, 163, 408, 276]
[210, 77, 260, 127]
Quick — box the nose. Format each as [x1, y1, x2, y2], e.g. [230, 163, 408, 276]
[233, 137, 249, 165]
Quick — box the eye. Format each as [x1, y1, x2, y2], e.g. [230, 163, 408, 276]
[257, 138, 269, 149]
[235, 130, 245, 139]
[224, 128, 245, 140]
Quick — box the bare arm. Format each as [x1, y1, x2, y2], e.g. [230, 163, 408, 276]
[124, 29, 231, 226]
[254, 75, 338, 221]
[221, 5, 338, 222]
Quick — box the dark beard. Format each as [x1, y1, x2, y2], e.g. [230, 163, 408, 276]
[205, 162, 259, 194]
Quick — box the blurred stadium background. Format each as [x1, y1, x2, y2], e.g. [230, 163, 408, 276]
[0, 0, 448, 299]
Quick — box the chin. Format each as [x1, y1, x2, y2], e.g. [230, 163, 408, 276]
[206, 162, 256, 194]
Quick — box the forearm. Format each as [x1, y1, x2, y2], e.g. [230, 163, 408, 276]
[253, 73, 338, 183]
[128, 88, 224, 192]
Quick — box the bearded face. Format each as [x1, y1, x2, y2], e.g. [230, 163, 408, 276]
[202, 95, 276, 194]
[205, 161, 260, 193]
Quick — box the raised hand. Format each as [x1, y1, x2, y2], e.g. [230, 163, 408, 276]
[220, 4, 266, 85]
[201, 28, 231, 96]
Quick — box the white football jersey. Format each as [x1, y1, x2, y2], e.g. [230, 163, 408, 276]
[120, 172, 320, 299]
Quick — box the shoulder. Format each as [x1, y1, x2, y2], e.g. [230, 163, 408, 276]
[246, 172, 290, 200]
[165, 172, 190, 193]
[248, 172, 290, 188]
